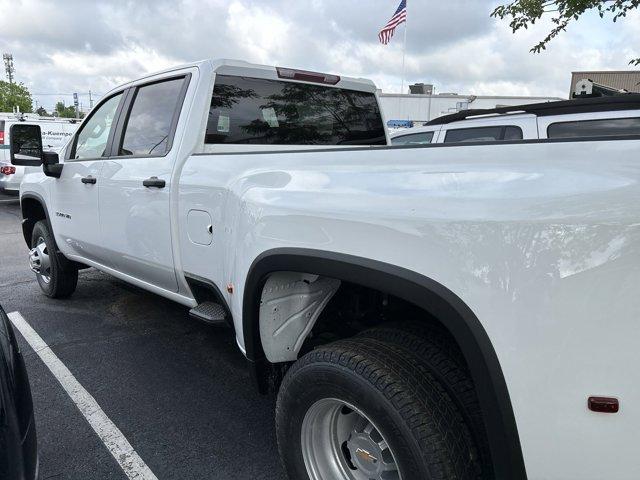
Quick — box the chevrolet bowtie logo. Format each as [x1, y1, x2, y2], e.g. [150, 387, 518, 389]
[355, 447, 378, 464]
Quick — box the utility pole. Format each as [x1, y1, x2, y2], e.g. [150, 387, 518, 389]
[3, 53, 14, 84]
[88, 90, 93, 109]
[73, 92, 79, 119]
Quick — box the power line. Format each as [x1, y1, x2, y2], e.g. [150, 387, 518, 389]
[33, 92, 104, 97]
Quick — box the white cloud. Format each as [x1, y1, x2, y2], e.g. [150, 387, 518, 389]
[0, 0, 638, 112]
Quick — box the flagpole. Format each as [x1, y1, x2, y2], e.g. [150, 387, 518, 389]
[400, 2, 407, 95]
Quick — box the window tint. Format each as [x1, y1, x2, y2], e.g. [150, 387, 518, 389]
[206, 75, 386, 146]
[444, 125, 523, 143]
[392, 131, 434, 145]
[119, 78, 185, 156]
[547, 117, 640, 139]
[73, 93, 122, 159]
[504, 126, 523, 140]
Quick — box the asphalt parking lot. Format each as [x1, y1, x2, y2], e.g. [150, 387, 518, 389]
[0, 192, 287, 480]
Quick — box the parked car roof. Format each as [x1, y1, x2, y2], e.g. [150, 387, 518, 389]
[426, 94, 640, 125]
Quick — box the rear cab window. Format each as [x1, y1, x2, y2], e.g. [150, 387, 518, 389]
[205, 75, 386, 146]
[547, 117, 640, 139]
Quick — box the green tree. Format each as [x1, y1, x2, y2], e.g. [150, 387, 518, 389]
[35, 106, 48, 116]
[0, 80, 33, 113]
[54, 101, 83, 118]
[492, 0, 640, 65]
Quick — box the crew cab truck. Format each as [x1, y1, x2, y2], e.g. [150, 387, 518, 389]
[9, 59, 640, 480]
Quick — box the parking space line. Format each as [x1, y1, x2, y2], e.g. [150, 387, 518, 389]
[7, 311, 158, 480]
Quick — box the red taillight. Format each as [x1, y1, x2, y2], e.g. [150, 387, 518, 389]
[0, 130, 4, 145]
[276, 67, 340, 85]
[1, 166, 16, 175]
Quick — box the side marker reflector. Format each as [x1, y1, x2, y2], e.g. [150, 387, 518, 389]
[588, 396, 619, 413]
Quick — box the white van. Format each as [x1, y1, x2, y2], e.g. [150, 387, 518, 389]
[0, 114, 79, 193]
[391, 95, 640, 145]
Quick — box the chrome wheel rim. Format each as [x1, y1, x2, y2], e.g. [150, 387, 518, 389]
[301, 398, 401, 480]
[29, 236, 51, 283]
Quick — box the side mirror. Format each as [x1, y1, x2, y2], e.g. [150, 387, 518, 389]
[42, 151, 63, 179]
[9, 124, 43, 166]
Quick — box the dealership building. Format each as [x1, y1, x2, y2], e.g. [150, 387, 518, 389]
[381, 70, 640, 125]
[570, 71, 640, 96]
[379, 90, 563, 125]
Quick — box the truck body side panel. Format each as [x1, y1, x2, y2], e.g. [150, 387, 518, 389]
[178, 139, 640, 480]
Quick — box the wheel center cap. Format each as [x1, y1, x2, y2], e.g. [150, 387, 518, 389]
[28, 247, 41, 273]
[347, 433, 383, 475]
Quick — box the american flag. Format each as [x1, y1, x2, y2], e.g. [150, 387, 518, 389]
[378, 0, 407, 45]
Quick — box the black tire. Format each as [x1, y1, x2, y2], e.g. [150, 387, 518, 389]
[276, 337, 482, 480]
[31, 220, 78, 298]
[358, 321, 493, 478]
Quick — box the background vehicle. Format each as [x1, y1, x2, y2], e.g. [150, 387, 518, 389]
[391, 95, 640, 145]
[0, 306, 38, 480]
[0, 114, 78, 193]
[10, 59, 640, 479]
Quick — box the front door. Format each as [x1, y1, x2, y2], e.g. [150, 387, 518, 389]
[50, 92, 124, 265]
[99, 76, 188, 292]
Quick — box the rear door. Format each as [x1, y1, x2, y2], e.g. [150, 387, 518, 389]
[98, 74, 190, 292]
[50, 92, 125, 263]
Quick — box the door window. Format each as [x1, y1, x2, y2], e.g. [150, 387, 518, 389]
[503, 126, 524, 140]
[547, 117, 640, 138]
[392, 131, 435, 145]
[73, 93, 122, 159]
[119, 78, 185, 156]
[444, 125, 523, 143]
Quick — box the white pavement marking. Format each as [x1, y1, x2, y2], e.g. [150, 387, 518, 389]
[8, 311, 158, 480]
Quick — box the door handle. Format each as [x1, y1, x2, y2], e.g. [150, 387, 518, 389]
[81, 176, 97, 185]
[143, 176, 165, 188]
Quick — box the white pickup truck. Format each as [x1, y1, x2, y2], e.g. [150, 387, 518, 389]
[9, 59, 640, 480]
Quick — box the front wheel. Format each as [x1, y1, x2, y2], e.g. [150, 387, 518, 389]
[276, 337, 482, 480]
[30, 220, 78, 298]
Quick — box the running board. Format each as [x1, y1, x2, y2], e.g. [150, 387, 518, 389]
[189, 302, 228, 326]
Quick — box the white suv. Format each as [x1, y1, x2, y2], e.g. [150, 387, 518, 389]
[391, 95, 640, 145]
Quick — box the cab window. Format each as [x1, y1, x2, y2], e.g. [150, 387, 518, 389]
[119, 77, 186, 156]
[547, 117, 640, 138]
[444, 125, 523, 143]
[73, 93, 122, 160]
[205, 75, 386, 145]
[392, 131, 434, 145]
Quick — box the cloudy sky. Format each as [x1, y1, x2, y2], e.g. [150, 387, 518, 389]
[0, 0, 638, 112]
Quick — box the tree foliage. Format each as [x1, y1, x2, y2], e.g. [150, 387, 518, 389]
[55, 101, 83, 118]
[492, 0, 640, 65]
[0, 81, 33, 113]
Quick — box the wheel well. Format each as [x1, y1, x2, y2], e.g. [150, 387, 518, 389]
[298, 279, 447, 352]
[243, 248, 527, 480]
[21, 196, 47, 246]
